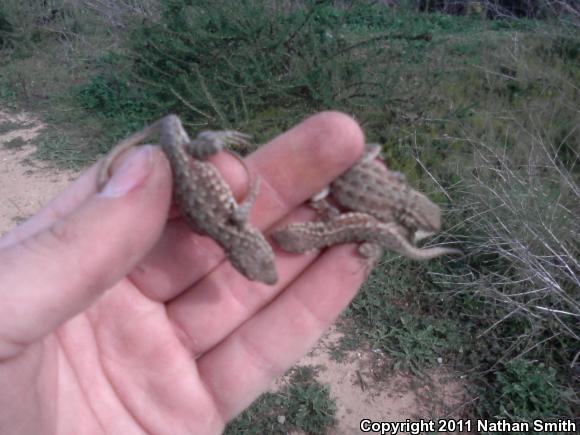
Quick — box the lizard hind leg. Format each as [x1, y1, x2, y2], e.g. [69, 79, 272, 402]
[310, 197, 341, 221]
[230, 175, 260, 228]
[358, 242, 383, 260]
[221, 149, 260, 228]
[358, 242, 383, 275]
[184, 128, 257, 228]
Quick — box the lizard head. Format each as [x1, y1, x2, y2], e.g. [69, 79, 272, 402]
[398, 189, 442, 242]
[227, 229, 278, 285]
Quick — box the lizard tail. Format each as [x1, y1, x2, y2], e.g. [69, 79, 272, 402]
[384, 228, 463, 260]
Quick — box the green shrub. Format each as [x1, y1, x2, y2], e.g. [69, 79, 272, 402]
[82, 1, 394, 134]
[77, 0, 487, 147]
[492, 359, 571, 420]
[0, 7, 15, 50]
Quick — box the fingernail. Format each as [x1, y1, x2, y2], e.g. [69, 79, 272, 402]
[99, 146, 154, 198]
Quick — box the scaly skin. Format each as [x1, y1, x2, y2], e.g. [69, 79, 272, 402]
[273, 144, 461, 261]
[330, 147, 442, 236]
[97, 115, 278, 285]
[273, 212, 460, 260]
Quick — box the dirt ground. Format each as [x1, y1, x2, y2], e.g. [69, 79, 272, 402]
[0, 110, 78, 232]
[0, 110, 467, 433]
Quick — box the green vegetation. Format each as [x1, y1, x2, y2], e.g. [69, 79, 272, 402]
[224, 366, 335, 434]
[0, 120, 30, 135]
[74, 0, 488, 149]
[1, 0, 578, 429]
[490, 359, 571, 420]
[0, 119, 30, 150]
[2, 136, 26, 149]
[339, 259, 467, 373]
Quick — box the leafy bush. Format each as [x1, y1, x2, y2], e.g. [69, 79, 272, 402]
[77, 0, 486, 146]
[492, 359, 572, 420]
[80, 1, 392, 134]
[0, 7, 15, 50]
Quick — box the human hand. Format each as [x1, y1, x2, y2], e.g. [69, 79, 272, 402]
[0, 112, 365, 434]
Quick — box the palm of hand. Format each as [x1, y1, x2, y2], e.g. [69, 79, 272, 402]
[0, 113, 365, 434]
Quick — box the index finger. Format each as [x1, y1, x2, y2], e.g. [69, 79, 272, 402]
[133, 111, 365, 300]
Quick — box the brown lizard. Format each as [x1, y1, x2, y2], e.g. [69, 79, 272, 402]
[97, 114, 278, 285]
[272, 144, 461, 262]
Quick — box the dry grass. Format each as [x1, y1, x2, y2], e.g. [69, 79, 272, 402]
[454, 136, 578, 344]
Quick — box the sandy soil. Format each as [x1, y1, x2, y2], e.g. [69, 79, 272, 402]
[0, 110, 467, 433]
[0, 110, 77, 234]
[288, 326, 467, 434]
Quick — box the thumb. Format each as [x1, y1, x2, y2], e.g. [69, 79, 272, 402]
[0, 145, 171, 358]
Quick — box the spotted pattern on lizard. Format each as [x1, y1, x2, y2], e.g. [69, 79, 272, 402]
[272, 144, 461, 262]
[97, 115, 278, 285]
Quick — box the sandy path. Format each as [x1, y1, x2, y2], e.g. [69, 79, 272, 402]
[0, 110, 78, 235]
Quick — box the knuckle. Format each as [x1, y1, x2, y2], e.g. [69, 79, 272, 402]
[47, 217, 80, 246]
[19, 215, 81, 258]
